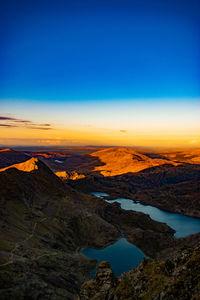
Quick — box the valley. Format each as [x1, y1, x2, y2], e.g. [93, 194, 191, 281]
[0, 146, 199, 299]
[1, 0, 199, 298]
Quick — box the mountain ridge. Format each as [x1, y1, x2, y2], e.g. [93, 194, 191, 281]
[90, 147, 178, 176]
[0, 149, 177, 299]
[0, 157, 39, 172]
[0, 148, 30, 169]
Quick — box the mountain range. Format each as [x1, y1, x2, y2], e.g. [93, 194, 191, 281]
[0, 147, 199, 299]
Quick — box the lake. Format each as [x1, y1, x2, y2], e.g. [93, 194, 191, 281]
[82, 237, 147, 277]
[84, 192, 200, 276]
[91, 192, 200, 238]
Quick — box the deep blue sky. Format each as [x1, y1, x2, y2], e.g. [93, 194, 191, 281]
[0, 0, 200, 101]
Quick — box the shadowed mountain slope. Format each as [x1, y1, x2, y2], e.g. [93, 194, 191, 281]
[70, 163, 200, 218]
[0, 148, 30, 168]
[0, 152, 176, 299]
[0, 157, 39, 172]
[29, 147, 179, 176]
[159, 148, 200, 164]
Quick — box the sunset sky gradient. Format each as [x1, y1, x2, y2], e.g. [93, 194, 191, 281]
[0, 0, 200, 147]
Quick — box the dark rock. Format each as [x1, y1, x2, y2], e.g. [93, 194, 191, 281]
[79, 261, 117, 300]
[80, 242, 200, 300]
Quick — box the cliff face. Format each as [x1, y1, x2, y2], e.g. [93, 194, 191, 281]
[79, 261, 117, 300]
[80, 242, 200, 300]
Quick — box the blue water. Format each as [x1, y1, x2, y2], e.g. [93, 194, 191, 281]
[91, 192, 110, 198]
[91, 192, 200, 238]
[85, 192, 200, 276]
[82, 238, 147, 277]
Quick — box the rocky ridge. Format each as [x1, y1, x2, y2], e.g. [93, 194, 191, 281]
[80, 241, 200, 300]
[0, 157, 39, 172]
[55, 170, 85, 180]
[79, 261, 117, 300]
[0, 148, 30, 168]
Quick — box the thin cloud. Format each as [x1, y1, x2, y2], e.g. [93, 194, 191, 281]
[0, 116, 17, 121]
[0, 124, 17, 127]
[14, 120, 32, 123]
[39, 123, 51, 127]
[120, 130, 127, 133]
[27, 126, 52, 130]
[0, 115, 53, 130]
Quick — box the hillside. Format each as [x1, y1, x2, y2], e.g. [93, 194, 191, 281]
[24, 147, 105, 173]
[30, 146, 199, 218]
[0, 148, 30, 168]
[0, 150, 175, 299]
[159, 148, 200, 164]
[25, 147, 179, 176]
[90, 147, 178, 176]
[0, 157, 39, 172]
[70, 163, 200, 218]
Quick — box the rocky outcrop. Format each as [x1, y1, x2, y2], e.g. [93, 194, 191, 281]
[80, 241, 200, 300]
[79, 261, 117, 300]
[0, 157, 39, 172]
[55, 170, 85, 180]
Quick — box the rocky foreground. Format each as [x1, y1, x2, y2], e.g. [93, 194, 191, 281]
[80, 241, 200, 300]
[0, 153, 176, 299]
[0, 148, 200, 299]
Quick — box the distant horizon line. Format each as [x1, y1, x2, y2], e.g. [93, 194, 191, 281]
[0, 145, 199, 151]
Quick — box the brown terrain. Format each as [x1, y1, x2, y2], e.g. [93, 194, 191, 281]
[0, 148, 30, 168]
[47, 146, 200, 218]
[0, 157, 39, 172]
[158, 148, 200, 164]
[55, 171, 86, 180]
[0, 147, 199, 299]
[90, 147, 178, 176]
[0, 148, 179, 299]
[1, 147, 200, 218]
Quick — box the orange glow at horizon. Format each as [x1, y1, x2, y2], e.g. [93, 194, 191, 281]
[0, 124, 199, 148]
[0, 98, 199, 148]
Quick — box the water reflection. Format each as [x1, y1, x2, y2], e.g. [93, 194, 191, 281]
[83, 238, 147, 277]
[92, 192, 200, 238]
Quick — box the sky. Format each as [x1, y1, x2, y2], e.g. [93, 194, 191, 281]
[0, 0, 200, 147]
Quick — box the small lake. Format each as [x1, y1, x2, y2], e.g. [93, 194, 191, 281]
[91, 192, 200, 238]
[82, 238, 147, 277]
[85, 192, 200, 277]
